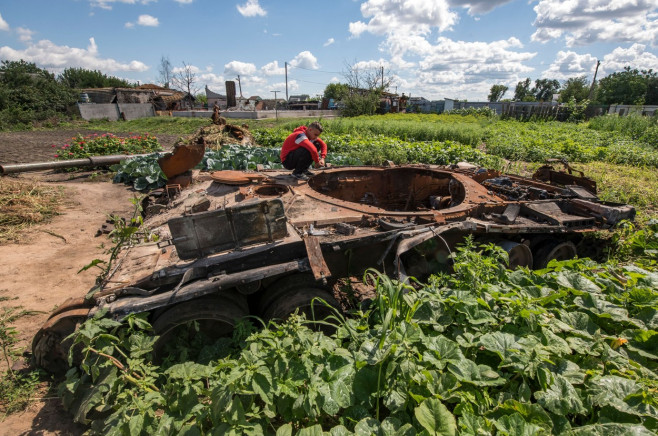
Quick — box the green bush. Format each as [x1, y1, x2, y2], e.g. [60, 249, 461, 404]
[54, 133, 162, 160]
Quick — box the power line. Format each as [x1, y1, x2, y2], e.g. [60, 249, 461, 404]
[287, 64, 342, 74]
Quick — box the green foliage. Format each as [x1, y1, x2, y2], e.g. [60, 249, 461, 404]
[532, 78, 561, 102]
[0, 60, 77, 130]
[54, 133, 162, 160]
[488, 84, 509, 102]
[324, 83, 350, 101]
[0, 304, 42, 418]
[514, 78, 533, 102]
[611, 219, 658, 268]
[484, 120, 658, 167]
[253, 129, 502, 168]
[59, 68, 135, 89]
[588, 114, 658, 144]
[446, 107, 497, 118]
[559, 76, 591, 103]
[597, 67, 658, 105]
[59, 241, 658, 434]
[111, 154, 168, 191]
[341, 91, 381, 117]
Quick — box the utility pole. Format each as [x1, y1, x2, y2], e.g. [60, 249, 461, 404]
[236, 75, 243, 98]
[588, 60, 601, 100]
[381, 66, 384, 89]
[271, 90, 281, 121]
[285, 62, 289, 102]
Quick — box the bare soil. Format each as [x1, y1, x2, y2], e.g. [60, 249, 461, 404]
[0, 129, 179, 164]
[0, 130, 179, 434]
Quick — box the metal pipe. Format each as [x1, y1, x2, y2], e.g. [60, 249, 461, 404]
[0, 153, 152, 175]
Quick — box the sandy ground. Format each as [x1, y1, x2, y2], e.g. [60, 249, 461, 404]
[0, 171, 137, 435]
[0, 130, 178, 434]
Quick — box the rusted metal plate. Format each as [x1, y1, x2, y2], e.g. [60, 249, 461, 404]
[168, 198, 288, 260]
[210, 170, 267, 185]
[304, 235, 331, 281]
[158, 142, 205, 179]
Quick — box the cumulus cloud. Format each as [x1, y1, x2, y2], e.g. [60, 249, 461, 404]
[0, 13, 9, 31]
[137, 15, 159, 26]
[323, 38, 335, 47]
[532, 0, 658, 46]
[261, 60, 285, 76]
[599, 43, 658, 75]
[0, 37, 148, 73]
[541, 50, 598, 81]
[16, 27, 35, 42]
[126, 14, 159, 28]
[289, 51, 319, 69]
[173, 0, 194, 4]
[448, 0, 515, 15]
[237, 0, 266, 17]
[349, 0, 457, 38]
[224, 60, 257, 76]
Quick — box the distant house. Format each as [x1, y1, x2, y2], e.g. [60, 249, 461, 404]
[205, 85, 228, 109]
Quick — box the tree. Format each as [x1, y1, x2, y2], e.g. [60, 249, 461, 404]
[488, 84, 508, 102]
[158, 56, 172, 89]
[59, 68, 134, 89]
[0, 60, 76, 128]
[514, 78, 532, 101]
[340, 60, 393, 116]
[170, 62, 199, 96]
[323, 83, 350, 101]
[597, 67, 657, 105]
[532, 78, 560, 101]
[558, 76, 590, 103]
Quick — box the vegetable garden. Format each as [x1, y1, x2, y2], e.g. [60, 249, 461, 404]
[9, 113, 658, 434]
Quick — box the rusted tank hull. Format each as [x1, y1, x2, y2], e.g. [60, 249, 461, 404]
[32, 163, 635, 373]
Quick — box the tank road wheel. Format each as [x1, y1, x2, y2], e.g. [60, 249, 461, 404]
[533, 240, 577, 269]
[259, 274, 341, 332]
[151, 293, 248, 363]
[32, 311, 88, 375]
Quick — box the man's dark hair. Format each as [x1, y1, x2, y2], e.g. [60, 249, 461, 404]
[308, 121, 323, 132]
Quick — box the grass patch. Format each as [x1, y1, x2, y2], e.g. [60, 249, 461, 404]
[0, 178, 64, 244]
[0, 306, 42, 419]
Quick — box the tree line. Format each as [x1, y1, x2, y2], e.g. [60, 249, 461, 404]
[0, 60, 136, 130]
[487, 67, 658, 105]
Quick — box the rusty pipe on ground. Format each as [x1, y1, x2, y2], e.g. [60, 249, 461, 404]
[0, 154, 152, 175]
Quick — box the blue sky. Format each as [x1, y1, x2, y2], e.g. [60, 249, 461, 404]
[0, 0, 656, 101]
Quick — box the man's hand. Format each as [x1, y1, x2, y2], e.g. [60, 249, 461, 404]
[315, 158, 325, 168]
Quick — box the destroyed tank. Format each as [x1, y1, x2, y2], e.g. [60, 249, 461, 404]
[32, 159, 636, 373]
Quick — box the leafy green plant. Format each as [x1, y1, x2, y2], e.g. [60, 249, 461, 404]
[54, 133, 162, 160]
[0, 304, 42, 418]
[60, 240, 658, 434]
[111, 154, 167, 191]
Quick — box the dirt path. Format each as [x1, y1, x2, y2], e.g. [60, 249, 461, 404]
[0, 172, 137, 435]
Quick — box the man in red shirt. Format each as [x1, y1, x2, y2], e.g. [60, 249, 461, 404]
[280, 121, 327, 180]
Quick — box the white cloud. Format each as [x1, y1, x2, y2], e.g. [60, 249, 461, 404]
[323, 38, 335, 47]
[0, 13, 9, 31]
[532, 0, 658, 46]
[172, 64, 200, 74]
[599, 43, 658, 75]
[289, 51, 319, 69]
[224, 60, 257, 76]
[89, 0, 156, 11]
[174, 0, 194, 3]
[237, 0, 266, 17]
[349, 0, 458, 38]
[448, 0, 515, 15]
[137, 14, 159, 26]
[0, 37, 149, 73]
[541, 50, 598, 81]
[16, 27, 35, 42]
[261, 60, 285, 76]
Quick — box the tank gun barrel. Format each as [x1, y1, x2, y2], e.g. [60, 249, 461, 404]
[0, 154, 151, 175]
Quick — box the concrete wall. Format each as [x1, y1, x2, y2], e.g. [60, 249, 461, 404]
[77, 103, 155, 121]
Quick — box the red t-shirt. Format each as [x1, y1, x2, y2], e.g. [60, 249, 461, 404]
[280, 126, 327, 164]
